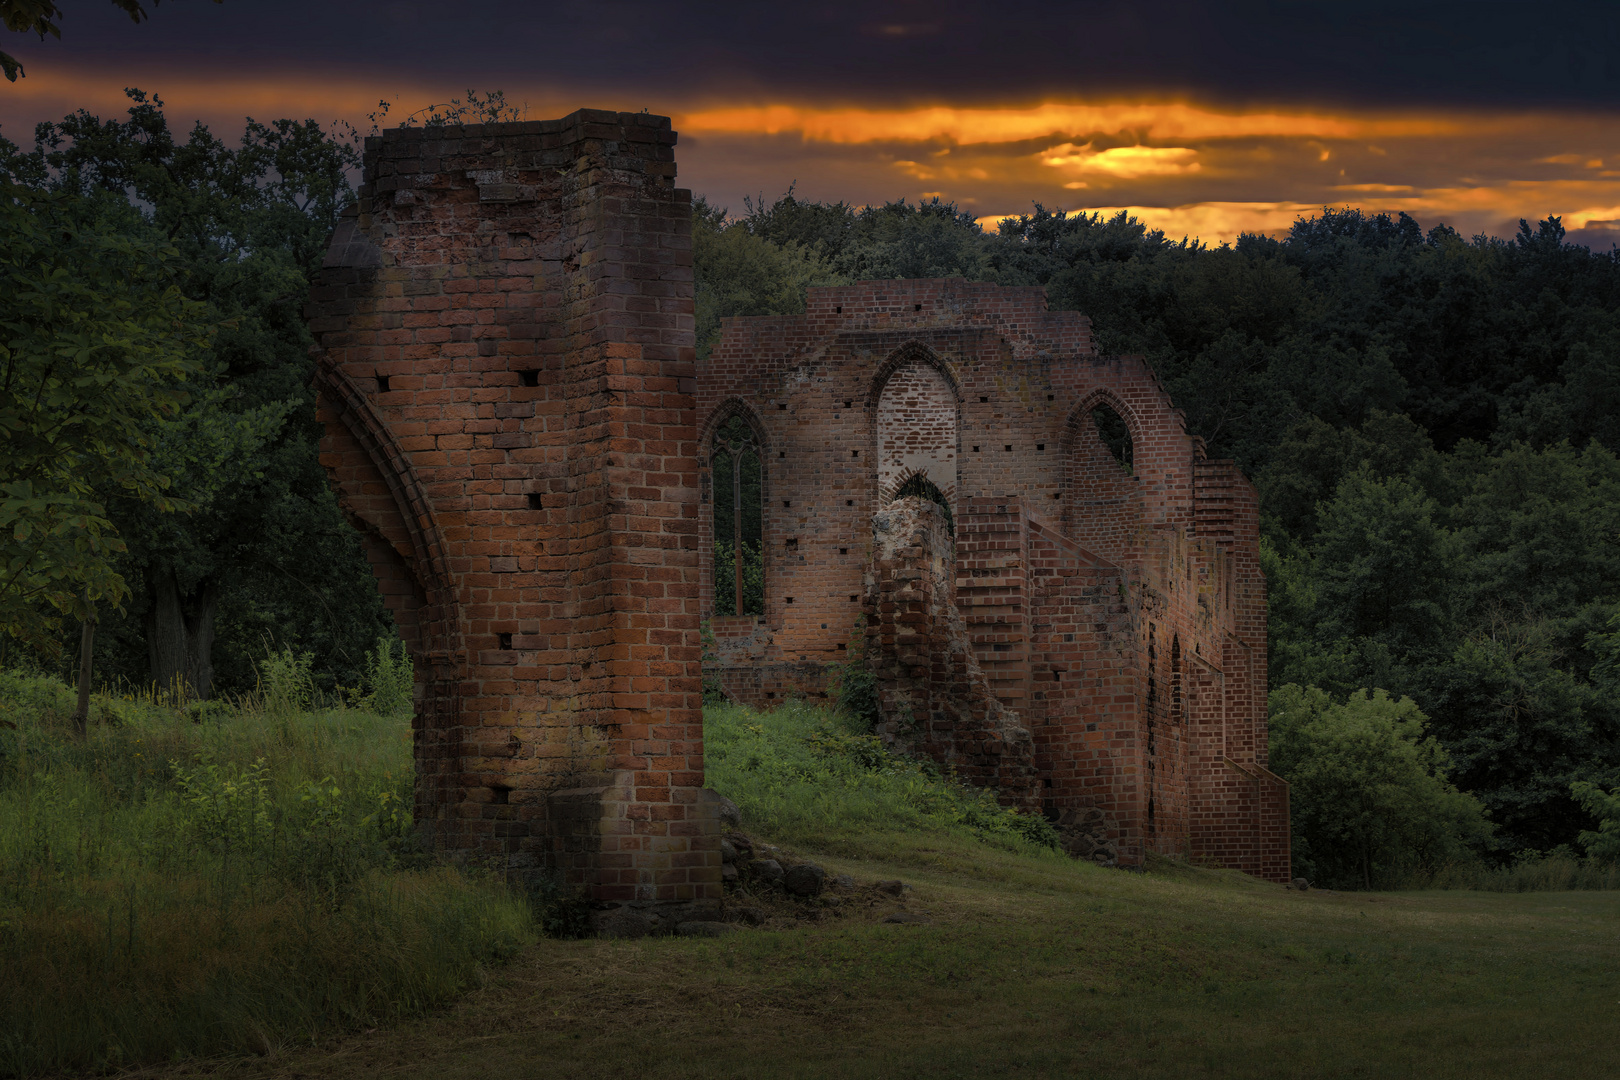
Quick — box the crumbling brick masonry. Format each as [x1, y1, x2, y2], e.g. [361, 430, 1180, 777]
[306, 110, 718, 919]
[700, 278, 1290, 880]
[308, 111, 1289, 897]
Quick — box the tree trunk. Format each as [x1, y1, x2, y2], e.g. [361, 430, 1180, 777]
[146, 569, 220, 701]
[72, 592, 96, 737]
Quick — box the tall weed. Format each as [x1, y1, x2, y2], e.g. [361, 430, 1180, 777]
[0, 669, 532, 1076]
[352, 635, 414, 717]
[1402, 852, 1620, 892]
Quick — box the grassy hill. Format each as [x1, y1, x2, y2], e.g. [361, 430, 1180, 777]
[201, 819, 1619, 1080]
[2, 681, 1616, 1078]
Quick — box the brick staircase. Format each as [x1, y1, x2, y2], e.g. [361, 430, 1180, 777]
[1193, 459, 1240, 542]
[955, 501, 1032, 711]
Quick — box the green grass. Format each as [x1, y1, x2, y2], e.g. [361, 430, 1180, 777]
[705, 698, 1061, 856]
[16, 694, 1620, 1078]
[0, 672, 533, 1077]
[152, 827, 1620, 1080]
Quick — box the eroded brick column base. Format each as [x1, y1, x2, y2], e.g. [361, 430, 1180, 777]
[306, 110, 718, 912]
[867, 497, 1040, 810]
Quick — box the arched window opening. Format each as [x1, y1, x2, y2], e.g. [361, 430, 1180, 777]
[1092, 403, 1133, 473]
[712, 415, 763, 617]
[892, 472, 954, 535]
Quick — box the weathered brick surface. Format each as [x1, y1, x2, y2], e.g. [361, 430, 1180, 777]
[867, 497, 1040, 809]
[698, 279, 1289, 879]
[306, 111, 717, 906]
[308, 117, 1287, 886]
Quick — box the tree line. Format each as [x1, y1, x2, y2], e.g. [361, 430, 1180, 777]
[4, 92, 1619, 878]
[695, 188, 1620, 877]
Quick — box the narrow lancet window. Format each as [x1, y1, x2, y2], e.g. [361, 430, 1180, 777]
[712, 415, 764, 616]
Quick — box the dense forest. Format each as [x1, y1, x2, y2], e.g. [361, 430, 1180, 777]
[694, 187, 1620, 872]
[4, 94, 1619, 879]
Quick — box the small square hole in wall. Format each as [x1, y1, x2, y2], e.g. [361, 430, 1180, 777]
[837, 643, 846, 650]
[786, 597, 794, 604]
[972, 445, 980, 453]
[526, 492, 543, 510]
[821, 623, 827, 629]
[839, 547, 848, 555]
[849, 594, 857, 601]
[779, 403, 787, 410]
[497, 632, 513, 650]
[518, 369, 540, 387]
[785, 538, 797, 549]
[914, 303, 922, 311]
[846, 499, 853, 506]
[1064, 633, 1073, 642]
[836, 306, 842, 314]
[844, 400, 852, 408]
[1004, 444, 1012, 452]
[1047, 394, 1055, 401]
[1051, 491, 1061, 498]
[1052, 670, 1062, 681]
[980, 395, 988, 403]
[376, 374, 390, 392]
[783, 500, 791, 507]
[1086, 722, 1097, 732]
[1037, 443, 1045, 451]
[767, 691, 776, 698]
[851, 450, 859, 458]
[779, 451, 786, 458]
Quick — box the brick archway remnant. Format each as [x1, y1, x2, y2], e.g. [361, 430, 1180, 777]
[306, 110, 717, 925]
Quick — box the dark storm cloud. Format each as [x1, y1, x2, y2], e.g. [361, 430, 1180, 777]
[9, 1, 1620, 246]
[24, 0, 1620, 110]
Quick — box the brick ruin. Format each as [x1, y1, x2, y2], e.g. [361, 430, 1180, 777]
[306, 110, 1290, 908]
[702, 279, 1289, 879]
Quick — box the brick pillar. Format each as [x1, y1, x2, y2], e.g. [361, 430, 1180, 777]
[306, 110, 717, 914]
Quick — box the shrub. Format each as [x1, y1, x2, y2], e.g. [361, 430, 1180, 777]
[825, 614, 879, 728]
[1571, 780, 1620, 864]
[1269, 684, 1492, 889]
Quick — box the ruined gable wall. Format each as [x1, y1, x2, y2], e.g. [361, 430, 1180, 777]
[307, 110, 718, 910]
[700, 277, 1286, 880]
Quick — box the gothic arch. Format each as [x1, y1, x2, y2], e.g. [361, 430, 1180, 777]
[698, 396, 771, 457]
[873, 345, 961, 514]
[866, 340, 963, 407]
[699, 397, 769, 618]
[1061, 386, 1145, 465]
[312, 355, 456, 651]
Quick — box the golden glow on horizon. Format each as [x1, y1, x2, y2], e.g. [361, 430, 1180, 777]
[6, 64, 1620, 245]
[675, 101, 1466, 143]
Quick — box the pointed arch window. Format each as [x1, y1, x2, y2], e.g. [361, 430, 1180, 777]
[712, 414, 764, 617]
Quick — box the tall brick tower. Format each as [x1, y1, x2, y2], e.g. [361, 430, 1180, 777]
[305, 110, 718, 918]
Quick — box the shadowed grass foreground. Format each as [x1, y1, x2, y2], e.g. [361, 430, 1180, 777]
[143, 832, 1620, 1080]
[0, 672, 532, 1077]
[126, 700, 1620, 1080]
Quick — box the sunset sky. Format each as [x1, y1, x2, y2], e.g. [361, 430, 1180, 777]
[5, 1, 1620, 246]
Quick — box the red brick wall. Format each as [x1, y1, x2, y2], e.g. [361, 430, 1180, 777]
[878, 359, 958, 501]
[306, 110, 719, 908]
[699, 278, 1289, 881]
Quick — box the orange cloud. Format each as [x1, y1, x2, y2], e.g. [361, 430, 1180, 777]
[8, 63, 1620, 248]
[676, 101, 1464, 145]
[1040, 143, 1201, 180]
